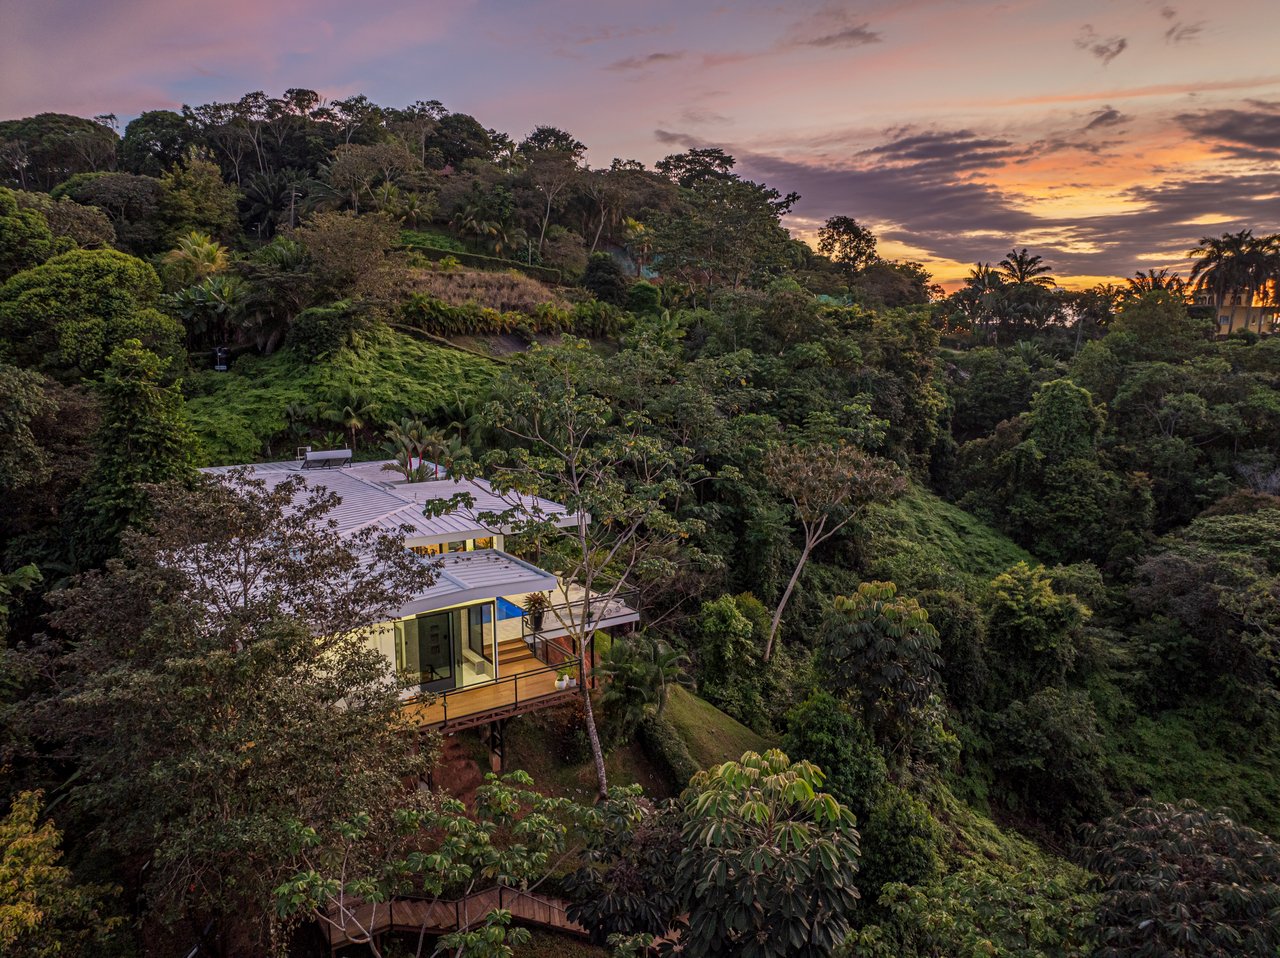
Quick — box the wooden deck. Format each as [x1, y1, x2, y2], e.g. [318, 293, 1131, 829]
[323, 886, 587, 950]
[399, 584, 635, 733]
[403, 654, 584, 732]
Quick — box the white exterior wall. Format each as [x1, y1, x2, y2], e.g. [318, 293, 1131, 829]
[366, 620, 398, 673]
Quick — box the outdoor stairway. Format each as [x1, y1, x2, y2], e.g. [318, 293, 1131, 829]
[496, 636, 541, 671]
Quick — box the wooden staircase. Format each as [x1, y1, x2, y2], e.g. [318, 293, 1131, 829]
[497, 636, 541, 672]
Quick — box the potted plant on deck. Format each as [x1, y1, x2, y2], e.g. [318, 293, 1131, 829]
[555, 664, 575, 690]
[524, 592, 551, 631]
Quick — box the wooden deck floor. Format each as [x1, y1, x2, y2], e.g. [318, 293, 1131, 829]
[403, 658, 581, 729]
[324, 886, 587, 949]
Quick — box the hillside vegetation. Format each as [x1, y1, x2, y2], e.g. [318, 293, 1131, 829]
[185, 327, 496, 465]
[2, 90, 1279, 958]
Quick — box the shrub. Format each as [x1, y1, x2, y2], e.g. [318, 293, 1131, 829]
[286, 302, 374, 361]
[917, 588, 989, 713]
[850, 858, 1096, 957]
[676, 751, 861, 958]
[626, 280, 662, 315]
[991, 687, 1111, 830]
[564, 793, 684, 942]
[783, 691, 887, 824]
[984, 562, 1086, 699]
[399, 228, 467, 253]
[638, 712, 700, 789]
[582, 252, 630, 307]
[1082, 798, 1280, 958]
[857, 785, 944, 911]
[571, 298, 624, 338]
[402, 242, 563, 284]
[692, 594, 764, 726]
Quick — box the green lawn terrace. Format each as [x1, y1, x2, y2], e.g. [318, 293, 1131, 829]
[199, 455, 639, 732]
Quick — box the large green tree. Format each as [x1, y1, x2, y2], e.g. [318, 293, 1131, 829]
[0, 248, 182, 377]
[762, 440, 905, 660]
[468, 337, 707, 798]
[0, 188, 61, 281]
[22, 470, 432, 951]
[72, 340, 196, 563]
[955, 379, 1154, 563]
[818, 216, 878, 274]
[651, 175, 798, 302]
[819, 582, 943, 759]
[675, 750, 861, 957]
[0, 113, 118, 191]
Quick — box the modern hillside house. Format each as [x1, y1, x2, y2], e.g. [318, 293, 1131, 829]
[203, 453, 639, 743]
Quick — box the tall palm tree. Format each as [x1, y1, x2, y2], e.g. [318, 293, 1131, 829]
[956, 262, 1008, 342]
[1126, 268, 1188, 301]
[1252, 234, 1280, 321]
[1190, 230, 1254, 332]
[622, 217, 652, 276]
[382, 418, 449, 477]
[998, 248, 1056, 287]
[324, 384, 378, 452]
[396, 191, 431, 229]
[167, 274, 247, 348]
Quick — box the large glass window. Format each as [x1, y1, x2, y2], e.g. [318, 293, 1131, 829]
[395, 611, 456, 692]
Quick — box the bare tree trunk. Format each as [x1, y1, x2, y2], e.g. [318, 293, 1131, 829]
[579, 644, 608, 800]
[538, 195, 552, 256]
[765, 539, 813, 663]
[590, 213, 605, 255]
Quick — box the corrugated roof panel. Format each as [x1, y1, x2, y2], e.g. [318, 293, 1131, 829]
[199, 459, 575, 541]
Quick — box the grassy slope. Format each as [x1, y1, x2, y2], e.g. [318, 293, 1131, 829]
[861, 483, 1034, 592]
[1101, 701, 1280, 836]
[662, 686, 774, 768]
[184, 328, 496, 466]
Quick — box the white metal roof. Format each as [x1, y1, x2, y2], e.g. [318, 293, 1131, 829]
[395, 549, 560, 618]
[200, 458, 577, 543]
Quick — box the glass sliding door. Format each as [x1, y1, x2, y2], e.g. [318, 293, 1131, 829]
[466, 604, 491, 659]
[395, 611, 458, 694]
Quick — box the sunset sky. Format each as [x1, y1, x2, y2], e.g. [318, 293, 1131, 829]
[4, 0, 1280, 287]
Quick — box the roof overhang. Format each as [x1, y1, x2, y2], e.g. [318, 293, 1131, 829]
[391, 549, 560, 619]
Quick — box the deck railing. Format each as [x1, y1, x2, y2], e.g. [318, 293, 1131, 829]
[409, 589, 634, 729]
[324, 884, 586, 948]
[520, 589, 637, 645]
[416, 657, 584, 728]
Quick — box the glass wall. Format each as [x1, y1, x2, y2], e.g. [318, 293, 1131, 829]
[395, 601, 498, 693]
[394, 610, 458, 693]
[409, 537, 497, 557]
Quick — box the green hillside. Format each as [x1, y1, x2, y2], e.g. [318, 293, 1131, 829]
[663, 686, 774, 768]
[184, 329, 497, 465]
[863, 483, 1034, 590]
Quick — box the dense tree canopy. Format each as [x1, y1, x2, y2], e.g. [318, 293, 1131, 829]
[1, 86, 1279, 958]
